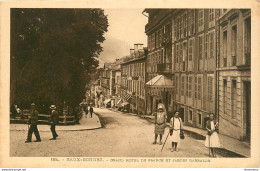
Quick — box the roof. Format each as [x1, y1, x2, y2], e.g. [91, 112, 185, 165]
[146, 75, 173, 87]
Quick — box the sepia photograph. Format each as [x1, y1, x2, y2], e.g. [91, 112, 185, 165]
[1, 0, 259, 168]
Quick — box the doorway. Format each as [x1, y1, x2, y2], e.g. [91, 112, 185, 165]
[244, 82, 251, 142]
[179, 107, 185, 122]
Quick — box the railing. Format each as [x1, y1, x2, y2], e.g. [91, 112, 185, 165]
[157, 63, 172, 73]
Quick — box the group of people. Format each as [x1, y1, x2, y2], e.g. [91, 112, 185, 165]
[82, 103, 94, 118]
[25, 103, 60, 143]
[153, 103, 220, 157]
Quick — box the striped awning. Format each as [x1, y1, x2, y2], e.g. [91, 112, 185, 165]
[123, 94, 132, 101]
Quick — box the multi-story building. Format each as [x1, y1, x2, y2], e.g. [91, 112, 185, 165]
[120, 44, 147, 114]
[144, 9, 174, 117]
[172, 9, 217, 129]
[144, 9, 251, 141]
[217, 9, 251, 141]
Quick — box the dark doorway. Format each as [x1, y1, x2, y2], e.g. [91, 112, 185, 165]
[245, 82, 251, 142]
[179, 107, 184, 122]
[165, 91, 169, 112]
[150, 96, 153, 114]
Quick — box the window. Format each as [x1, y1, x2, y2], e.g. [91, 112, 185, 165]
[180, 44, 183, 64]
[223, 31, 228, 67]
[209, 9, 215, 23]
[183, 13, 188, 37]
[231, 25, 237, 66]
[186, 76, 189, 97]
[181, 76, 184, 96]
[194, 76, 197, 99]
[198, 113, 202, 125]
[177, 18, 180, 40]
[188, 10, 195, 35]
[188, 76, 192, 98]
[174, 20, 177, 41]
[189, 110, 193, 121]
[231, 80, 237, 119]
[205, 34, 209, 58]
[176, 44, 179, 63]
[199, 35, 204, 59]
[188, 39, 193, 61]
[198, 77, 202, 100]
[180, 15, 183, 38]
[208, 77, 213, 102]
[244, 17, 251, 65]
[176, 76, 179, 95]
[198, 9, 204, 31]
[223, 79, 227, 114]
[210, 32, 215, 58]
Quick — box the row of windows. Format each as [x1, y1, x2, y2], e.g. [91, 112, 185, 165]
[223, 79, 237, 119]
[176, 75, 213, 102]
[148, 22, 171, 51]
[222, 17, 251, 67]
[122, 62, 145, 77]
[188, 110, 202, 125]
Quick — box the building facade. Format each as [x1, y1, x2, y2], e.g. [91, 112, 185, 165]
[120, 44, 147, 114]
[217, 9, 251, 141]
[144, 9, 174, 118]
[144, 8, 251, 141]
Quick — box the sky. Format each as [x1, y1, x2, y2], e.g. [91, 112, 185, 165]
[98, 9, 148, 67]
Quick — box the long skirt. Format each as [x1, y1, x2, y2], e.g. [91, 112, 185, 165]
[205, 132, 221, 148]
[154, 123, 166, 135]
[171, 130, 180, 143]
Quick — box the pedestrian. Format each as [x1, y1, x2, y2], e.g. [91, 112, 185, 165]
[205, 113, 220, 157]
[169, 111, 183, 152]
[89, 105, 93, 118]
[153, 103, 167, 145]
[83, 103, 88, 118]
[73, 108, 79, 124]
[10, 103, 17, 118]
[25, 103, 41, 143]
[49, 105, 59, 140]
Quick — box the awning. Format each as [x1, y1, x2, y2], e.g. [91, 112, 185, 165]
[104, 99, 111, 104]
[123, 94, 132, 101]
[116, 99, 122, 105]
[121, 102, 130, 106]
[146, 75, 173, 88]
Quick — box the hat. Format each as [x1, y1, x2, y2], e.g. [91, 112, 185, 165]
[31, 103, 36, 106]
[158, 103, 164, 109]
[50, 105, 56, 109]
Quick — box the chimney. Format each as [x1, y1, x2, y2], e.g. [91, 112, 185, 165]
[130, 49, 135, 57]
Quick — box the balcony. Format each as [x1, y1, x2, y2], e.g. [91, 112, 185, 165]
[157, 63, 172, 74]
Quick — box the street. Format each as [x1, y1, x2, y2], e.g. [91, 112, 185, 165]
[11, 108, 225, 157]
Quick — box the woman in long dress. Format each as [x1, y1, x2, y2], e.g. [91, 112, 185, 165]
[205, 113, 221, 157]
[170, 111, 183, 152]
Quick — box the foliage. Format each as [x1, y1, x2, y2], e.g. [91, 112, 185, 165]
[10, 8, 108, 112]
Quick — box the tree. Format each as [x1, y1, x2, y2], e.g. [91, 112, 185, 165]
[11, 8, 108, 112]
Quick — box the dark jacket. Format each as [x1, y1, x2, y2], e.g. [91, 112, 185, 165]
[29, 109, 39, 125]
[89, 107, 93, 113]
[50, 110, 59, 125]
[206, 120, 219, 135]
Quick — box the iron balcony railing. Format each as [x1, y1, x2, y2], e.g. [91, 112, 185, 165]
[157, 63, 172, 73]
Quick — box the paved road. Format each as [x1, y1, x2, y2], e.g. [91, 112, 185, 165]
[10, 108, 223, 157]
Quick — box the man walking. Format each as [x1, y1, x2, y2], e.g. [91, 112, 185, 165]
[25, 103, 41, 143]
[89, 105, 94, 118]
[49, 105, 59, 140]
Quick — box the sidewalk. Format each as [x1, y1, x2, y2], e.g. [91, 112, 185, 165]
[104, 108, 250, 157]
[10, 113, 101, 131]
